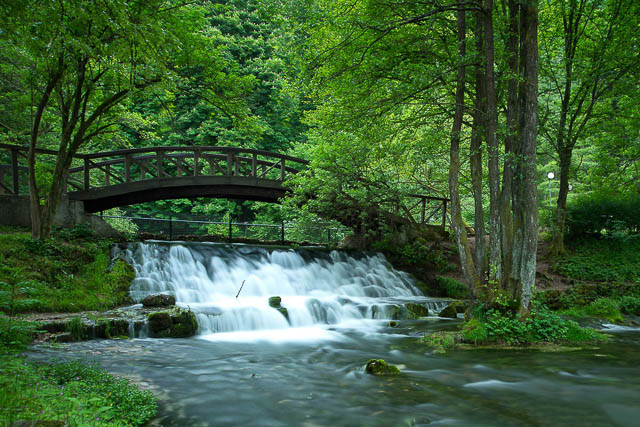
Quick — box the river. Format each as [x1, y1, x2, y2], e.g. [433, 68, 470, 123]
[28, 242, 640, 426]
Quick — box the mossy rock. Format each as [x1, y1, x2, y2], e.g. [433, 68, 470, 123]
[148, 308, 198, 338]
[95, 318, 131, 338]
[268, 296, 282, 307]
[387, 320, 399, 327]
[439, 304, 458, 318]
[142, 293, 176, 308]
[390, 305, 417, 320]
[276, 307, 289, 321]
[449, 301, 468, 314]
[365, 359, 400, 376]
[406, 303, 429, 317]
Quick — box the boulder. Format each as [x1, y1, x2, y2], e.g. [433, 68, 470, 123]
[142, 293, 176, 308]
[406, 303, 429, 317]
[387, 320, 399, 327]
[365, 359, 400, 376]
[439, 304, 458, 318]
[148, 308, 198, 338]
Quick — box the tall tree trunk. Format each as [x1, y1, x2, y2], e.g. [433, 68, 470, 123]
[450, 2, 481, 299]
[470, 7, 487, 279]
[517, 0, 539, 313]
[483, 0, 502, 282]
[500, 0, 519, 295]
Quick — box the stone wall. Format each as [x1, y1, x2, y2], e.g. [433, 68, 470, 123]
[0, 195, 119, 237]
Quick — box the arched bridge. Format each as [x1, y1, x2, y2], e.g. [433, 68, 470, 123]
[0, 144, 308, 213]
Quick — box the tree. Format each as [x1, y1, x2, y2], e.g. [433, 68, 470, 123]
[0, 0, 247, 238]
[538, 0, 640, 254]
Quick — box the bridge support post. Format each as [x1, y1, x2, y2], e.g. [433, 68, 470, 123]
[281, 222, 285, 245]
[228, 215, 233, 243]
[169, 216, 173, 241]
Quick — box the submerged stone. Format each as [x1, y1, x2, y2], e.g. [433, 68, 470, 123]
[387, 320, 399, 327]
[268, 296, 282, 307]
[365, 359, 400, 376]
[142, 293, 176, 308]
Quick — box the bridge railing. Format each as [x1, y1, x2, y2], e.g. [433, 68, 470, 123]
[0, 144, 309, 195]
[67, 146, 309, 192]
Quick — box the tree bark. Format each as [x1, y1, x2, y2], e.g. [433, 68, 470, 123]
[517, 0, 539, 313]
[470, 6, 487, 279]
[483, 0, 502, 282]
[450, 2, 482, 299]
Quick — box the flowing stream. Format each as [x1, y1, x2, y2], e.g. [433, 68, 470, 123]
[29, 242, 640, 426]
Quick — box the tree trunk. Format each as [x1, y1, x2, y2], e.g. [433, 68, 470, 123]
[470, 6, 487, 279]
[517, 0, 539, 314]
[483, 0, 502, 282]
[450, 2, 482, 299]
[500, 0, 519, 295]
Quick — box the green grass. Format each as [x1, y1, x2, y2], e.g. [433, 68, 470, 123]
[559, 297, 625, 323]
[0, 228, 134, 313]
[555, 236, 640, 283]
[0, 351, 157, 426]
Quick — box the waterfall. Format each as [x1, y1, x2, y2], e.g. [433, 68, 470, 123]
[127, 242, 449, 339]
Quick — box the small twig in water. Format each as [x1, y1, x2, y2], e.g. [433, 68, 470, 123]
[235, 280, 246, 299]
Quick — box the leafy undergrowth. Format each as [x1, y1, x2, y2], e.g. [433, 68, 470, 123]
[0, 226, 133, 313]
[0, 351, 157, 426]
[557, 296, 640, 323]
[420, 304, 606, 353]
[555, 236, 640, 283]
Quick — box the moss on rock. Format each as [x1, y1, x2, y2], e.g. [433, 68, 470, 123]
[406, 302, 429, 317]
[439, 304, 458, 318]
[365, 359, 400, 376]
[147, 308, 198, 338]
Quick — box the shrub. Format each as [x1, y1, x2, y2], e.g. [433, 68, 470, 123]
[461, 304, 605, 345]
[565, 192, 640, 239]
[435, 276, 469, 299]
[619, 296, 640, 315]
[585, 298, 623, 322]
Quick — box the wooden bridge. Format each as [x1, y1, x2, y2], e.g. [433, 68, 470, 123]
[0, 143, 448, 226]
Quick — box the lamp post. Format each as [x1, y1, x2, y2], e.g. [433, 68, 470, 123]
[547, 172, 555, 207]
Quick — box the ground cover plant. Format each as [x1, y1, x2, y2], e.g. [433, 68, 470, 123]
[0, 226, 133, 313]
[0, 351, 157, 426]
[555, 236, 640, 283]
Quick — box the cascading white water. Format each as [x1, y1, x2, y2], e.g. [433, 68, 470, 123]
[127, 241, 449, 341]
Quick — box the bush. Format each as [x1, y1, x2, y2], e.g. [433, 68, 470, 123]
[619, 296, 640, 315]
[435, 276, 469, 299]
[565, 192, 640, 239]
[461, 305, 605, 345]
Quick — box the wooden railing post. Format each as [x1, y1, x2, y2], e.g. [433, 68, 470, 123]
[83, 158, 90, 190]
[421, 197, 426, 224]
[227, 151, 233, 176]
[156, 151, 163, 178]
[124, 154, 132, 182]
[442, 199, 447, 228]
[193, 149, 200, 176]
[280, 158, 286, 181]
[11, 148, 19, 195]
[252, 153, 257, 177]
[228, 214, 233, 243]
